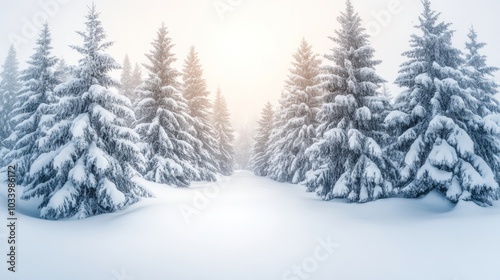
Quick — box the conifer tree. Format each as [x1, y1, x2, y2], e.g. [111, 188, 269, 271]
[131, 63, 142, 93]
[234, 124, 254, 170]
[135, 24, 201, 186]
[381, 83, 393, 102]
[54, 57, 70, 84]
[305, 0, 394, 202]
[212, 88, 235, 175]
[182, 46, 220, 180]
[462, 27, 500, 187]
[266, 39, 322, 183]
[385, 1, 499, 205]
[250, 102, 274, 176]
[4, 24, 58, 184]
[0, 45, 21, 143]
[23, 5, 150, 219]
[462, 27, 500, 117]
[119, 54, 135, 102]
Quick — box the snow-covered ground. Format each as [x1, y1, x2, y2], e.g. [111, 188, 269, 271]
[1, 170, 499, 280]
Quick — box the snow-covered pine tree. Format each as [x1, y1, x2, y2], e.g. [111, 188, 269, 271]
[119, 54, 135, 103]
[462, 27, 500, 187]
[54, 57, 70, 84]
[250, 101, 274, 176]
[0, 45, 21, 143]
[462, 27, 500, 117]
[22, 5, 151, 219]
[182, 46, 220, 180]
[385, 1, 499, 205]
[266, 39, 322, 183]
[4, 24, 58, 184]
[135, 23, 201, 187]
[234, 124, 254, 170]
[131, 63, 142, 96]
[304, 0, 394, 202]
[381, 83, 393, 102]
[212, 88, 235, 176]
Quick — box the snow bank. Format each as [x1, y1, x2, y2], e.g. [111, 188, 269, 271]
[0, 171, 499, 280]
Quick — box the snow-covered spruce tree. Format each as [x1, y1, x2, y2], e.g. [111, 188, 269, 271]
[0, 45, 21, 143]
[22, 5, 151, 220]
[385, 1, 499, 205]
[119, 54, 135, 103]
[266, 39, 322, 183]
[182, 46, 220, 180]
[250, 101, 274, 176]
[234, 124, 254, 170]
[135, 23, 201, 187]
[54, 57, 70, 84]
[4, 24, 58, 184]
[212, 88, 235, 175]
[304, 0, 394, 202]
[462, 27, 500, 117]
[462, 27, 500, 188]
[381, 83, 393, 102]
[131, 63, 142, 95]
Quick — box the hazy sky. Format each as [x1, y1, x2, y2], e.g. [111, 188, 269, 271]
[1, 0, 500, 128]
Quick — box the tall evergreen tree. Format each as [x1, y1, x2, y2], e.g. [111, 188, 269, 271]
[212, 88, 235, 175]
[305, 0, 394, 202]
[4, 24, 58, 184]
[22, 5, 150, 219]
[266, 39, 322, 183]
[250, 101, 274, 176]
[135, 23, 201, 187]
[385, 1, 499, 205]
[119, 54, 135, 102]
[462, 27, 500, 187]
[0, 45, 21, 143]
[462, 27, 500, 117]
[182, 46, 220, 180]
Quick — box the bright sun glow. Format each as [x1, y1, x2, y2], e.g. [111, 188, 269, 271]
[211, 20, 277, 76]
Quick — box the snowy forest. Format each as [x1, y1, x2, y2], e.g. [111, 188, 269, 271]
[251, 0, 500, 206]
[0, 0, 499, 222]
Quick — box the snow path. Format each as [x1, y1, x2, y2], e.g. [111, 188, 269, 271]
[1, 170, 500, 280]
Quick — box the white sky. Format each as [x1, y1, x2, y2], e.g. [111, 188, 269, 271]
[1, 0, 500, 128]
